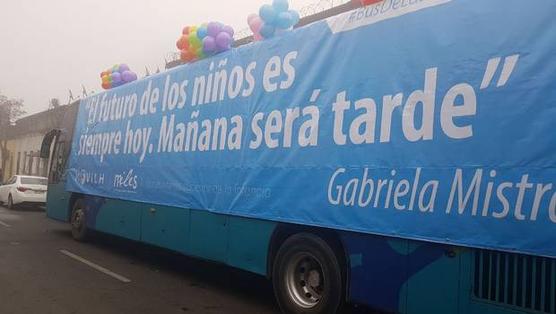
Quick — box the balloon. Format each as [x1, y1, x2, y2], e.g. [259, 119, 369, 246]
[247, 13, 259, 24]
[260, 23, 276, 38]
[121, 71, 131, 82]
[202, 36, 216, 53]
[189, 33, 201, 48]
[102, 82, 111, 90]
[215, 32, 232, 50]
[289, 10, 300, 26]
[102, 75, 110, 83]
[197, 26, 208, 39]
[253, 32, 263, 41]
[180, 49, 193, 62]
[259, 4, 277, 23]
[196, 47, 205, 59]
[207, 22, 221, 37]
[118, 64, 129, 73]
[176, 35, 188, 50]
[182, 26, 190, 35]
[111, 72, 122, 83]
[222, 25, 234, 37]
[272, 0, 289, 12]
[275, 11, 292, 29]
[249, 16, 263, 32]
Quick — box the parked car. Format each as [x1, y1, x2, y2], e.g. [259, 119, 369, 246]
[0, 175, 48, 210]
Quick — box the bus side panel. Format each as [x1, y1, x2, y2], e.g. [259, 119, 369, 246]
[188, 209, 229, 263]
[341, 232, 458, 313]
[404, 242, 460, 314]
[141, 205, 191, 254]
[88, 197, 142, 241]
[46, 182, 71, 222]
[226, 216, 276, 276]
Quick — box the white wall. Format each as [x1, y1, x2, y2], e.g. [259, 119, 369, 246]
[10, 133, 48, 177]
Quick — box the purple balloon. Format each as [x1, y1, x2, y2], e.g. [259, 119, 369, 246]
[122, 71, 134, 83]
[215, 32, 232, 50]
[203, 36, 216, 53]
[111, 72, 122, 83]
[222, 25, 234, 37]
[118, 64, 130, 73]
[207, 22, 221, 37]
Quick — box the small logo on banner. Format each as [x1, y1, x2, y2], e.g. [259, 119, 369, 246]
[113, 169, 138, 192]
[77, 169, 105, 186]
[326, 0, 452, 34]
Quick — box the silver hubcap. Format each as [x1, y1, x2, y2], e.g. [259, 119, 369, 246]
[285, 252, 325, 308]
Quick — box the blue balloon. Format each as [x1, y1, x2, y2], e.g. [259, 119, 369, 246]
[259, 4, 277, 24]
[260, 23, 276, 38]
[289, 10, 300, 26]
[272, 0, 289, 12]
[275, 11, 293, 29]
[197, 26, 208, 39]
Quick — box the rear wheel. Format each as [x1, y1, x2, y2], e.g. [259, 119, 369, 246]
[7, 194, 14, 210]
[70, 199, 88, 241]
[273, 233, 344, 314]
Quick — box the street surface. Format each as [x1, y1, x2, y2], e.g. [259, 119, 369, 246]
[0, 205, 371, 314]
[0, 205, 279, 314]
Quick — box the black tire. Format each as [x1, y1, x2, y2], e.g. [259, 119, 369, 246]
[70, 199, 89, 241]
[7, 194, 14, 210]
[272, 233, 344, 314]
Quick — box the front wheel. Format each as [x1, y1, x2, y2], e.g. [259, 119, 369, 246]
[70, 200, 89, 241]
[273, 233, 344, 314]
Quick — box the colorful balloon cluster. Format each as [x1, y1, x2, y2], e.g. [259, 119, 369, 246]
[177, 22, 234, 63]
[248, 0, 300, 40]
[100, 64, 138, 90]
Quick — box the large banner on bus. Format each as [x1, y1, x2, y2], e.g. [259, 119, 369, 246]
[67, 0, 556, 258]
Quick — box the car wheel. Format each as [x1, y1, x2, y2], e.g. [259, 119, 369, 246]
[70, 199, 89, 241]
[273, 233, 344, 314]
[7, 194, 14, 210]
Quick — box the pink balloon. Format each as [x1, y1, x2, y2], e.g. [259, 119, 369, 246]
[249, 16, 263, 33]
[247, 13, 258, 24]
[253, 33, 263, 41]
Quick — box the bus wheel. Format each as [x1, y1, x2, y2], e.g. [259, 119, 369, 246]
[273, 233, 343, 314]
[70, 200, 88, 242]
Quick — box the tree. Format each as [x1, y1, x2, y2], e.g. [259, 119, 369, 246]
[0, 94, 26, 178]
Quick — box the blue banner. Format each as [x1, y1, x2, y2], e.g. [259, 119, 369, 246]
[67, 0, 556, 257]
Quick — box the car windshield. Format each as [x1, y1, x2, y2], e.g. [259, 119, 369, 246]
[20, 177, 47, 185]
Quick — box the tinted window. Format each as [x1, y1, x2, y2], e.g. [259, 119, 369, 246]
[21, 177, 47, 185]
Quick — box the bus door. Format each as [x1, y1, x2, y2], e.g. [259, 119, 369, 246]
[41, 129, 72, 222]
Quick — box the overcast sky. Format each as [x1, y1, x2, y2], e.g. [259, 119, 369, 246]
[0, 0, 339, 116]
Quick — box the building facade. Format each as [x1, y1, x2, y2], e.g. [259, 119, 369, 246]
[0, 105, 69, 182]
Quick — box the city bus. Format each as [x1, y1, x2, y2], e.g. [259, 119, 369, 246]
[40, 1, 556, 313]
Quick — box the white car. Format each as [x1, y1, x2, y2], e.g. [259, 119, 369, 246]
[0, 175, 48, 209]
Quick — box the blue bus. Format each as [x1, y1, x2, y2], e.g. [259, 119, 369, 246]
[41, 1, 556, 313]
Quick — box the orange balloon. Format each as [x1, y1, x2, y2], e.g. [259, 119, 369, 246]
[182, 26, 190, 35]
[102, 82, 111, 90]
[180, 49, 191, 62]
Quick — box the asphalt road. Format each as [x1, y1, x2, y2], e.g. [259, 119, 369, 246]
[0, 205, 281, 314]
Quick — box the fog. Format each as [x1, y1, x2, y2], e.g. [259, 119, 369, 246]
[0, 0, 326, 116]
